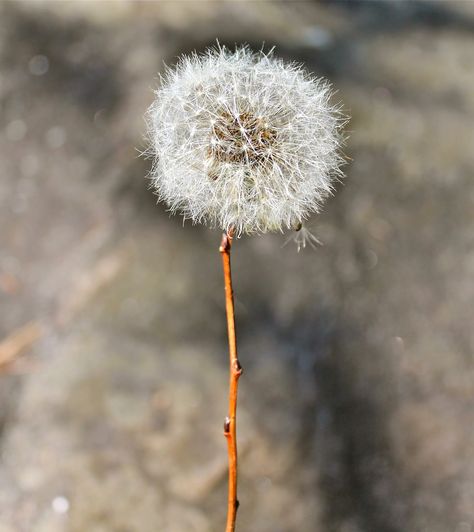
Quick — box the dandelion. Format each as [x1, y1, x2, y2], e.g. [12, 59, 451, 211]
[145, 44, 346, 532]
[146, 44, 345, 237]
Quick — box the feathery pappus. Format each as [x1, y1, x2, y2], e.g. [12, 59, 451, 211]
[146, 44, 346, 238]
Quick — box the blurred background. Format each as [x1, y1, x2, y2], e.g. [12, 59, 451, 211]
[1, 1, 474, 531]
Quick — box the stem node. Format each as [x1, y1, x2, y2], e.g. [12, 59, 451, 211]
[233, 359, 243, 376]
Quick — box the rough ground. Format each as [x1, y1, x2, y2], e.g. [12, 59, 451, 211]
[1, 2, 474, 531]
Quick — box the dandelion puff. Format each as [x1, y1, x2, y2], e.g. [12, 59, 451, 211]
[145, 44, 346, 236]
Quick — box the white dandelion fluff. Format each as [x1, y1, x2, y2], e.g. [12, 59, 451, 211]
[146, 44, 345, 236]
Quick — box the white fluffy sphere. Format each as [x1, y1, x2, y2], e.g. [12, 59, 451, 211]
[147, 45, 345, 235]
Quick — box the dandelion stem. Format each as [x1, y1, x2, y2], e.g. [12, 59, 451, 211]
[220, 228, 242, 532]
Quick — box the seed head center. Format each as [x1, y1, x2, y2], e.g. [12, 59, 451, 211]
[208, 111, 277, 167]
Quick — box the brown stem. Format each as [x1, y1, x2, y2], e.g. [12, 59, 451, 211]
[220, 228, 243, 532]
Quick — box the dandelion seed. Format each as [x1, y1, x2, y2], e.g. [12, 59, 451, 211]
[283, 223, 322, 252]
[146, 44, 345, 236]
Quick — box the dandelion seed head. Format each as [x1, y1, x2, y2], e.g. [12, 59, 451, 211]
[146, 44, 346, 235]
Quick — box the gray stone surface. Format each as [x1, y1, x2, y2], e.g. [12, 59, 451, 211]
[1, 2, 474, 531]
